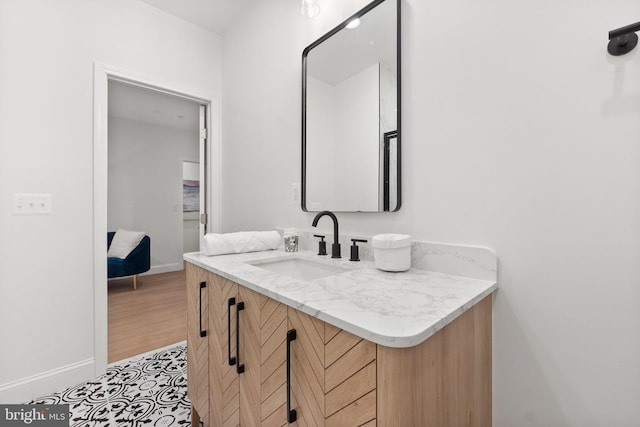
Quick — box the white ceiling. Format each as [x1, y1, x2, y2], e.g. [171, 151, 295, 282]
[139, 0, 260, 34]
[108, 80, 201, 131]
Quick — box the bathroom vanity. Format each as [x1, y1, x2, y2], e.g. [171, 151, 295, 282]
[184, 247, 497, 426]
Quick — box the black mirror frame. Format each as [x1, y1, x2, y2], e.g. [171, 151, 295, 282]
[301, 0, 401, 212]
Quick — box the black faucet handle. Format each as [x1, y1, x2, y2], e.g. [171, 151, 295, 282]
[349, 239, 367, 262]
[314, 234, 327, 256]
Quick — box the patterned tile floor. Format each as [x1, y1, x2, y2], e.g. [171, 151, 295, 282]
[28, 342, 191, 426]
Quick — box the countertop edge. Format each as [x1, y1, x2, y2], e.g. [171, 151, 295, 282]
[184, 251, 497, 348]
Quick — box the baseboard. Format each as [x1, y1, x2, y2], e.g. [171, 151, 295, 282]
[0, 358, 95, 404]
[146, 263, 183, 275]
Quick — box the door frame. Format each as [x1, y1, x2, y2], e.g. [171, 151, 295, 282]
[93, 62, 221, 375]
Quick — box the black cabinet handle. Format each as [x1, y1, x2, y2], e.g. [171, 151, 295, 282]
[227, 298, 236, 366]
[286, 329, 297, 423]
[199, 282, 207, 338]
[236, 301, 245, 374]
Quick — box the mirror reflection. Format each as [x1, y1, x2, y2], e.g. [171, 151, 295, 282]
[302, 0, 400, 212]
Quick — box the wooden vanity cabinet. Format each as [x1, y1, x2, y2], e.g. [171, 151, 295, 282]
[187, 262, 492, 427]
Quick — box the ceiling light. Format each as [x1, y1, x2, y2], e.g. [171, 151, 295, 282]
[301, 0, 320, 18]
[346, 18, 360, 29]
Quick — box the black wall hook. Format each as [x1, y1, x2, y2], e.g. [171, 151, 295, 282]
[608, 21, 640, 56]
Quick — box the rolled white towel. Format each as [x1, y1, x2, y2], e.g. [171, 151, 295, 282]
[202, 231, 281, 256]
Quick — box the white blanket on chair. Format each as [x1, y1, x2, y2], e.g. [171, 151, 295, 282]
[202, 231, 281, 256]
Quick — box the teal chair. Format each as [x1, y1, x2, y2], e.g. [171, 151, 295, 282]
[107, 232, 150, 289]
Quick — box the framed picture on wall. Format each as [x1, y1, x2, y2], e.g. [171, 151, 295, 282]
[183, 179, 199, 213]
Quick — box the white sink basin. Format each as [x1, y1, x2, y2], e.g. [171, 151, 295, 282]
[252, 257, 350, 281]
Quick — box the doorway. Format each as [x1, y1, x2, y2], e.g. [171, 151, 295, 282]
[106, 80, 204, 362]
[94, 63, 220, 374]
[107, 80, 204, 275]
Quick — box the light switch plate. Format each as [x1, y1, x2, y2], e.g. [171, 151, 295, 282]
[14, 193, 52, 215]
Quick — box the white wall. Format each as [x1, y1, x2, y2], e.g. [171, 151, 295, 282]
[0, 0, 221, 402]
[108, 117, 199, 273]
[222, 0, 640, 425]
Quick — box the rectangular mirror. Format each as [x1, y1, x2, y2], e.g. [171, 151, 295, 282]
[302, 0, 400, 212]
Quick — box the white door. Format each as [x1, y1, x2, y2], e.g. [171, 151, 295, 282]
[199, 104, 208, 239]
[182, 161, 200, 253]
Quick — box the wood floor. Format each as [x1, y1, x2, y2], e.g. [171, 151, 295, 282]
[108, 269, 187, 363]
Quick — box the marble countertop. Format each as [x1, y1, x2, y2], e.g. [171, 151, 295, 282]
[184, 249, 497, 348]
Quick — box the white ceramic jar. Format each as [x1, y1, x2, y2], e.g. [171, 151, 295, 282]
[371, 234, 411, 272]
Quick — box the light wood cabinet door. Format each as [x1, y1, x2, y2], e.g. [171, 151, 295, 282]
[186, 263, 210, 425]
[287, 307, 326, 427]
[237, 285, 263, 426]
[324, 323, 377, 427]
[287, 309, 378, 427]
[238, 285, 291, 427]
[208, 272, 240, 427]
[257, 292, 289, 427]
[207, 274, 290, 427]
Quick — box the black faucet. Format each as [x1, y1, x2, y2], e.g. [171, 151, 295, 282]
[312, 210, 341, 258]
